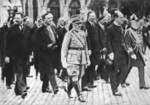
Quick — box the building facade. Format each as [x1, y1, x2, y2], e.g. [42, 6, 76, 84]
[0, 0, 95, 25]
[3, 0, 149, 26]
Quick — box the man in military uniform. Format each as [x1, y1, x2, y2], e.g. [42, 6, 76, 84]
[123, 20, 150, 89]
[61, 15, 90, 102]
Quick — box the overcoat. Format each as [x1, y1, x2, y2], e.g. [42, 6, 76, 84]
[5, 24, 32, 72]
[106, 23, 129, 69]
[33, 25, 56, 74]
[86, 21, 104, 65]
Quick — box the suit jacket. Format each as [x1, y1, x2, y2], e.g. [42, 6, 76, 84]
[57, 26, 67, 51]
[0, 25, 8, 65]
[5, 24, 31, 60]
[106, 23, 128, 65]
[86, 21, 103, 52]
[86, 21, 104, 64]
[98, 23, 106, 50]
[5, 24, 32, 72]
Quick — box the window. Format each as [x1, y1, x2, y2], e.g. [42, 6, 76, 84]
[69, 0, 80, 16]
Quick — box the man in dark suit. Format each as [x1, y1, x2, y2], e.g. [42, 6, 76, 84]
[86, 11, 104, 88]
[33, 12, 58, 94]
[5, 12, 30, 99]
[32, 17, 44, 79]
[56, 17, 68, 81]
[97, 13, 111, 83]
[0, 17, 15, 89]
[106, 10, 128, 96]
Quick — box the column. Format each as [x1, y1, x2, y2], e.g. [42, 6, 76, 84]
[28, 0, 33, 19]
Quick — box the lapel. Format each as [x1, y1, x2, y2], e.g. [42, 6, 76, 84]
[99, 24, 105, 35]
[51, 26, 58, 39]
[15, 25, 23, 36]
[44, 26, 51, 40]
[113, 23, 123, 37]
[87, 21, 93, 29]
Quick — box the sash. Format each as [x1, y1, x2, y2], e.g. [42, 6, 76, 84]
[70, 30, 86, 48]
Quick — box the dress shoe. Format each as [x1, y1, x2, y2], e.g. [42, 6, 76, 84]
[105, 79, 110, 83]
[140, 86, 150, 90]
[42, 89, 52, 93]
[64, 87, 73, 98]
[82, 87, 91, 91]
[61, 77, 68, 82]
[78, 95, 86, 102]
[66, 90, 73, 98]
[113, 91, 122, 96]
[125, 82, 130, 86]
[94, 76, 100, 80]
[26, 75, 33, 78]
[121, 82, 130, 88]
[88, 85, 97, 88]
[21, 92, 27, 99]
[26, 86, 30, 90]
[54, 88, 59, 94]
[63, 77, 68, 82]
[121, 84, 127, 88]
[6, 85, 12, 89]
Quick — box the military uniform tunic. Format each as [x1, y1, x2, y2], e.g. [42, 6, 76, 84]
[61, 29, 89, 80]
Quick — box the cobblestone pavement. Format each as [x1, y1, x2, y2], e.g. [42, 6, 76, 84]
[0, 49, 150, 105]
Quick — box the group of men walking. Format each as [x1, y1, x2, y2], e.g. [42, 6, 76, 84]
[0, 8, 150, 102]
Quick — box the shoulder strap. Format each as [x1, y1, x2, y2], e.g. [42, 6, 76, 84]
[70, 31, 85, 47]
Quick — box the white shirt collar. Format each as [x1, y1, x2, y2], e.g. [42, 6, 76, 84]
[88, 20, 94, 26]
[98, 22, 105, 30]
[113, 21, 120, 26]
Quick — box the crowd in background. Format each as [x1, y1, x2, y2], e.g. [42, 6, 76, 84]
[0, 8, 150, 102]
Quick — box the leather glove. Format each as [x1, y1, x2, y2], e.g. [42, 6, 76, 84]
[5, 57, 10, 63]
[108, 53, 114, 60]
[131, 54, 137, 60]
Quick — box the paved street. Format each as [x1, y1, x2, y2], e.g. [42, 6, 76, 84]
[0, 49, 150, 105]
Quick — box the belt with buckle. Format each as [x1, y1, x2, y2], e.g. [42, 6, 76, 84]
[69, 47, 84, 50]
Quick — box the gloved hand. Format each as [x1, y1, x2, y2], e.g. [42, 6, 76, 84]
[131, 54, 137, 60]
[5, 57, 10, 63]
[108, 53, 114, 60]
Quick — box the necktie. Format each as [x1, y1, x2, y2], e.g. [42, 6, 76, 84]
[19, 26, 23, 31]
[92, 23, 95, 27]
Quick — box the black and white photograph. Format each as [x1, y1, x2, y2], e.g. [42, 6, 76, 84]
[0, 0, 150, 105]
